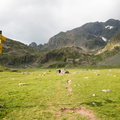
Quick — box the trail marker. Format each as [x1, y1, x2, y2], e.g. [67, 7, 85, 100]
[0, 49, 2, 54]
[0, 31, 6, 54]
[0, 44, 2, 49]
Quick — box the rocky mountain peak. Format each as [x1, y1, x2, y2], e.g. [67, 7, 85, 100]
[29, 42, 37, 48]
[105, 19, 120, 26]
[42, 19, 120, 52]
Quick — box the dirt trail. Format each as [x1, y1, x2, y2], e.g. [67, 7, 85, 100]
[65, 80, 99, 120]
[66, 87, 72, 92]
[60, 105, 99, 120]
[66, 80, 72, 92]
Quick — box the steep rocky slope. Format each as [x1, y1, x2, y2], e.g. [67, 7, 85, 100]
[97, 33, 120, 66]
[42, 19, 120, 52]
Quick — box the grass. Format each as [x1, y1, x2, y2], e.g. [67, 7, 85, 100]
[0, 68, 120, 120]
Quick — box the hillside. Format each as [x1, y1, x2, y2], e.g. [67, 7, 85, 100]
[97, 33, 120, 66]
[0, 39, 96, 68]
[34, 32, 120, 68]
[37, 47, 97, 68]
[0, 38, 40, 67]
[1, 38, 96, 68]
[2, 38, 37, 55]
[40, 19, 120, 52]
[104, 32, 120, 50]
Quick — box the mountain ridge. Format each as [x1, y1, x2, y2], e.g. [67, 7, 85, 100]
[30, 19, 120, 53]
[45, 19, 120, 52]
[1, 19, 120, 68]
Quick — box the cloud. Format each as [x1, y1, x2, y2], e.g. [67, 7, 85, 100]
[0, 0, 120, 45]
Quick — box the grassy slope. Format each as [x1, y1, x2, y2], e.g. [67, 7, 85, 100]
[0, 39, 41, 67]
[0, 68, 120, 120]
[96, 33, 120, 66]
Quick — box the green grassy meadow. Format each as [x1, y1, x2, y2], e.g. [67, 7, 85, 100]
[0, 68, 120, 120]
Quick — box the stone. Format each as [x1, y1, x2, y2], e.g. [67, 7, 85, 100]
[0, 104, 5, 108]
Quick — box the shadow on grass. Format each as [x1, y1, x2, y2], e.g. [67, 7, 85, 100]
[81, 99, 116, 107]
[104, 99, 115, 103]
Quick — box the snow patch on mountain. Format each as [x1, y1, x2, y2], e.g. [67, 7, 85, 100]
[100, 36, 107, 42]
[105, 25, 114, 29]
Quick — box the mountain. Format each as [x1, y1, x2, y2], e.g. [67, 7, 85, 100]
[0, 38, 40, 67]
[2, 38, 37, 55]
[38, 32, 120, 67]
[1, 38, 96, 68]
[98, 32, 120, 53]
[29, 42, 37, 48]
[41, 19, 120, 52]
[96, 32, 120, 66]
[1, 19, 120, 68]
[104, 32, 120, 50]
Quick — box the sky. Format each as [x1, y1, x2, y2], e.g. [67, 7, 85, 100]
[0, 0, 120, 45]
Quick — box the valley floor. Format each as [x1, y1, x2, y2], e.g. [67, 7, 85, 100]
[0, 68, 120, 120]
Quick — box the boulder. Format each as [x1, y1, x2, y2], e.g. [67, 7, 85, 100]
[56, 69, 69, 73]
